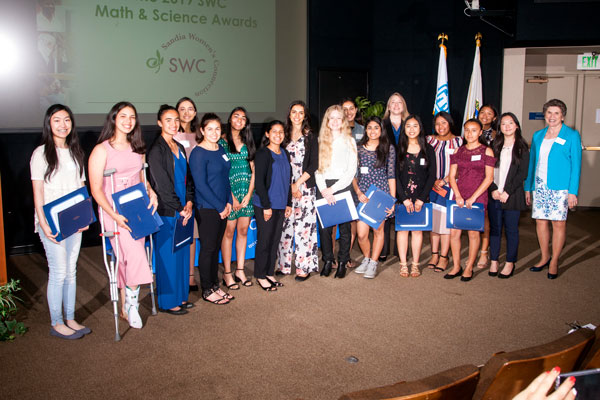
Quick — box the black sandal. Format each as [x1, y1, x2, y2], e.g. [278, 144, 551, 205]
[202, 289, 229, 305]
[257, 279, 277, 292]
[234, 268, 253, 287]
[266, 277, 284, 287]
[434, 254, 449, 272]
[427, 251, 439, 269]
[222, 272, 240, 290]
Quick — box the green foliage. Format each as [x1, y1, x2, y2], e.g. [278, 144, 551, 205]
[355, 96, 386, 121]
[0, 279, 27, 341]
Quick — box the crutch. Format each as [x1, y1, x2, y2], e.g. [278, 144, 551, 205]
[142, 162, 158, 316]
[99, 168, 121, 342]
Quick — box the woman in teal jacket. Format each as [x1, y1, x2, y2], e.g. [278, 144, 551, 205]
[524, 99, 582, 279]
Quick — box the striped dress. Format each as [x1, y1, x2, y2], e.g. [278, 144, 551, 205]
[426, 135, 463, 181]
[426, 135, 463, 234]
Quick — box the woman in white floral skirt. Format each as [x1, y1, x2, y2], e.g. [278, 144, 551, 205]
[277, 101, 319, 281]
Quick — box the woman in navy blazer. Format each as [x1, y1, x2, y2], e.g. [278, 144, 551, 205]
[487, 113, 529, 279]
[524, 99, 582, 279]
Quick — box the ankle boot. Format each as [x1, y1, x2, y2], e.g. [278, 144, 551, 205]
[320, 261, 333, 277]
[334, 261, 347, 279]
[125, 286, 143, 329]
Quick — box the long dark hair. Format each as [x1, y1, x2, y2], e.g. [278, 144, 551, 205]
[493, 112, 529, 167]
[224, 106, 256, 161]
[176, 96, 199, 133]
[261, 120, 285, 147]
[397, 114, 428, 171]
[433, 111, 457, 136]
[284, 100, 312, 144]
[97, 101, 145, 154]
[462, 118, 488, 146]
[197, 112, 222, 144]
[479, 103, 498, 131]
[41, 104, 85, 182]
[359, 116, 391, 169]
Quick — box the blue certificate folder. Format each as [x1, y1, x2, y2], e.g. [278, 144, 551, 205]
[445, 200, 485, 231]
[172, 214, 194, 253]
[112, 183, 163, 240]
[357, 185, 396, 229]
[315, 190, 359, 229]
[395, 203, 433, 231]
[430, 185, 451, 207]
[43, 187, 96, 241]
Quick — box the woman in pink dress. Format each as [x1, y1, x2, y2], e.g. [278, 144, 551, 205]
[446, 119, 495, 282]
[89, 101, 158, 329]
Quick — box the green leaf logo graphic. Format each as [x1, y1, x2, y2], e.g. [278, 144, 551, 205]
[146, 50, 164, 73]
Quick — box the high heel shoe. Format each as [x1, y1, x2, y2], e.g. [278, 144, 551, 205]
[222, 272, 240, 290]
[234, 268, 253, 287]
[498, 270, 514, 279]
[320, 261, 333, 277]
[547, 271, 559, 279]
[444, 268, 463, 280]
[529, 258, 551, 272]
[334, 261, 347, 278]
[488, 270, 498, 277]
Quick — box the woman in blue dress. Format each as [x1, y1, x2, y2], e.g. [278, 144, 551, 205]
[147, 104, 195, 314]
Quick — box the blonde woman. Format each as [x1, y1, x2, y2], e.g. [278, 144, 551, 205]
[315, 105, 357, 278]
[381, 92, 409, 261]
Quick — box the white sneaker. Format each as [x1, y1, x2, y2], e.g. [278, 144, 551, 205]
[364, 260, 378, 279]
[355, 257, 371, 274]
[125, 286, 143, 329]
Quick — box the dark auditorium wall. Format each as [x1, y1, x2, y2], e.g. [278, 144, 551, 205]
[308, 0, 600, 129]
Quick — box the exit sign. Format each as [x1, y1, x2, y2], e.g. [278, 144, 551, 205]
[577, 53, 599, 70]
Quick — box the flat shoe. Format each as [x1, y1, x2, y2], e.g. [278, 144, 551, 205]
[50, 327, 84, 340]
[180, 302, 195, 309]
[159, 307, 188, 315]
[444, 268, 463, 280]
[295, 273, 310, 282]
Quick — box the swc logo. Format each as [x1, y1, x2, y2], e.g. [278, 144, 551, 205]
[169, 58, 206, 73]
[146, 50, 206, 74]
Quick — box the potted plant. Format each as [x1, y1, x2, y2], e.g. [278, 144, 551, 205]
[355, 96, 386, 121]
[0, 279, 27, 341]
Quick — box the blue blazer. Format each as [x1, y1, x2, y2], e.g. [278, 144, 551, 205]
[524, 124, 582, 195]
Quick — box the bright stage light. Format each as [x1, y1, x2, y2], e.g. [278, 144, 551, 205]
[0, 32, 20, 77]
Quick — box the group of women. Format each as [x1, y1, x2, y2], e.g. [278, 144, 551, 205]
[31, 94, 582, 339]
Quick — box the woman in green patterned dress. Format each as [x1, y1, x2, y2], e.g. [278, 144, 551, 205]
[219, 107, 256, 289]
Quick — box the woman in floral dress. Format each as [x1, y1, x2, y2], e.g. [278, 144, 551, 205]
[277, 101, 319, 281]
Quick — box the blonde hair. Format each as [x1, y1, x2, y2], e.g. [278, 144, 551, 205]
[318, 105, 355, 173]
[383, 92, 409, 120]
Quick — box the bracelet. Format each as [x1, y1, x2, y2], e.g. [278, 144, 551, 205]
[442, 178, 448, 185]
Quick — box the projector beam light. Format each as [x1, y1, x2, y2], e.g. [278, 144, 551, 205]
[0, 32, 20, 77]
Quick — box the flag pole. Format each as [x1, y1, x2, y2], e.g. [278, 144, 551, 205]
[462, 32, 483, 134]
[433, 33, 449, 116]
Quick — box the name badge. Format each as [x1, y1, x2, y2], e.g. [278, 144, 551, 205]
[178, 140, 190, 148]
[471, 155, 481, 162]
[447, 149, 455, 155]
[222, 154, 229, 162]
[555, 137, 566, 145]
[361, 166, 369, 174]
[420, 158, 426, 166]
